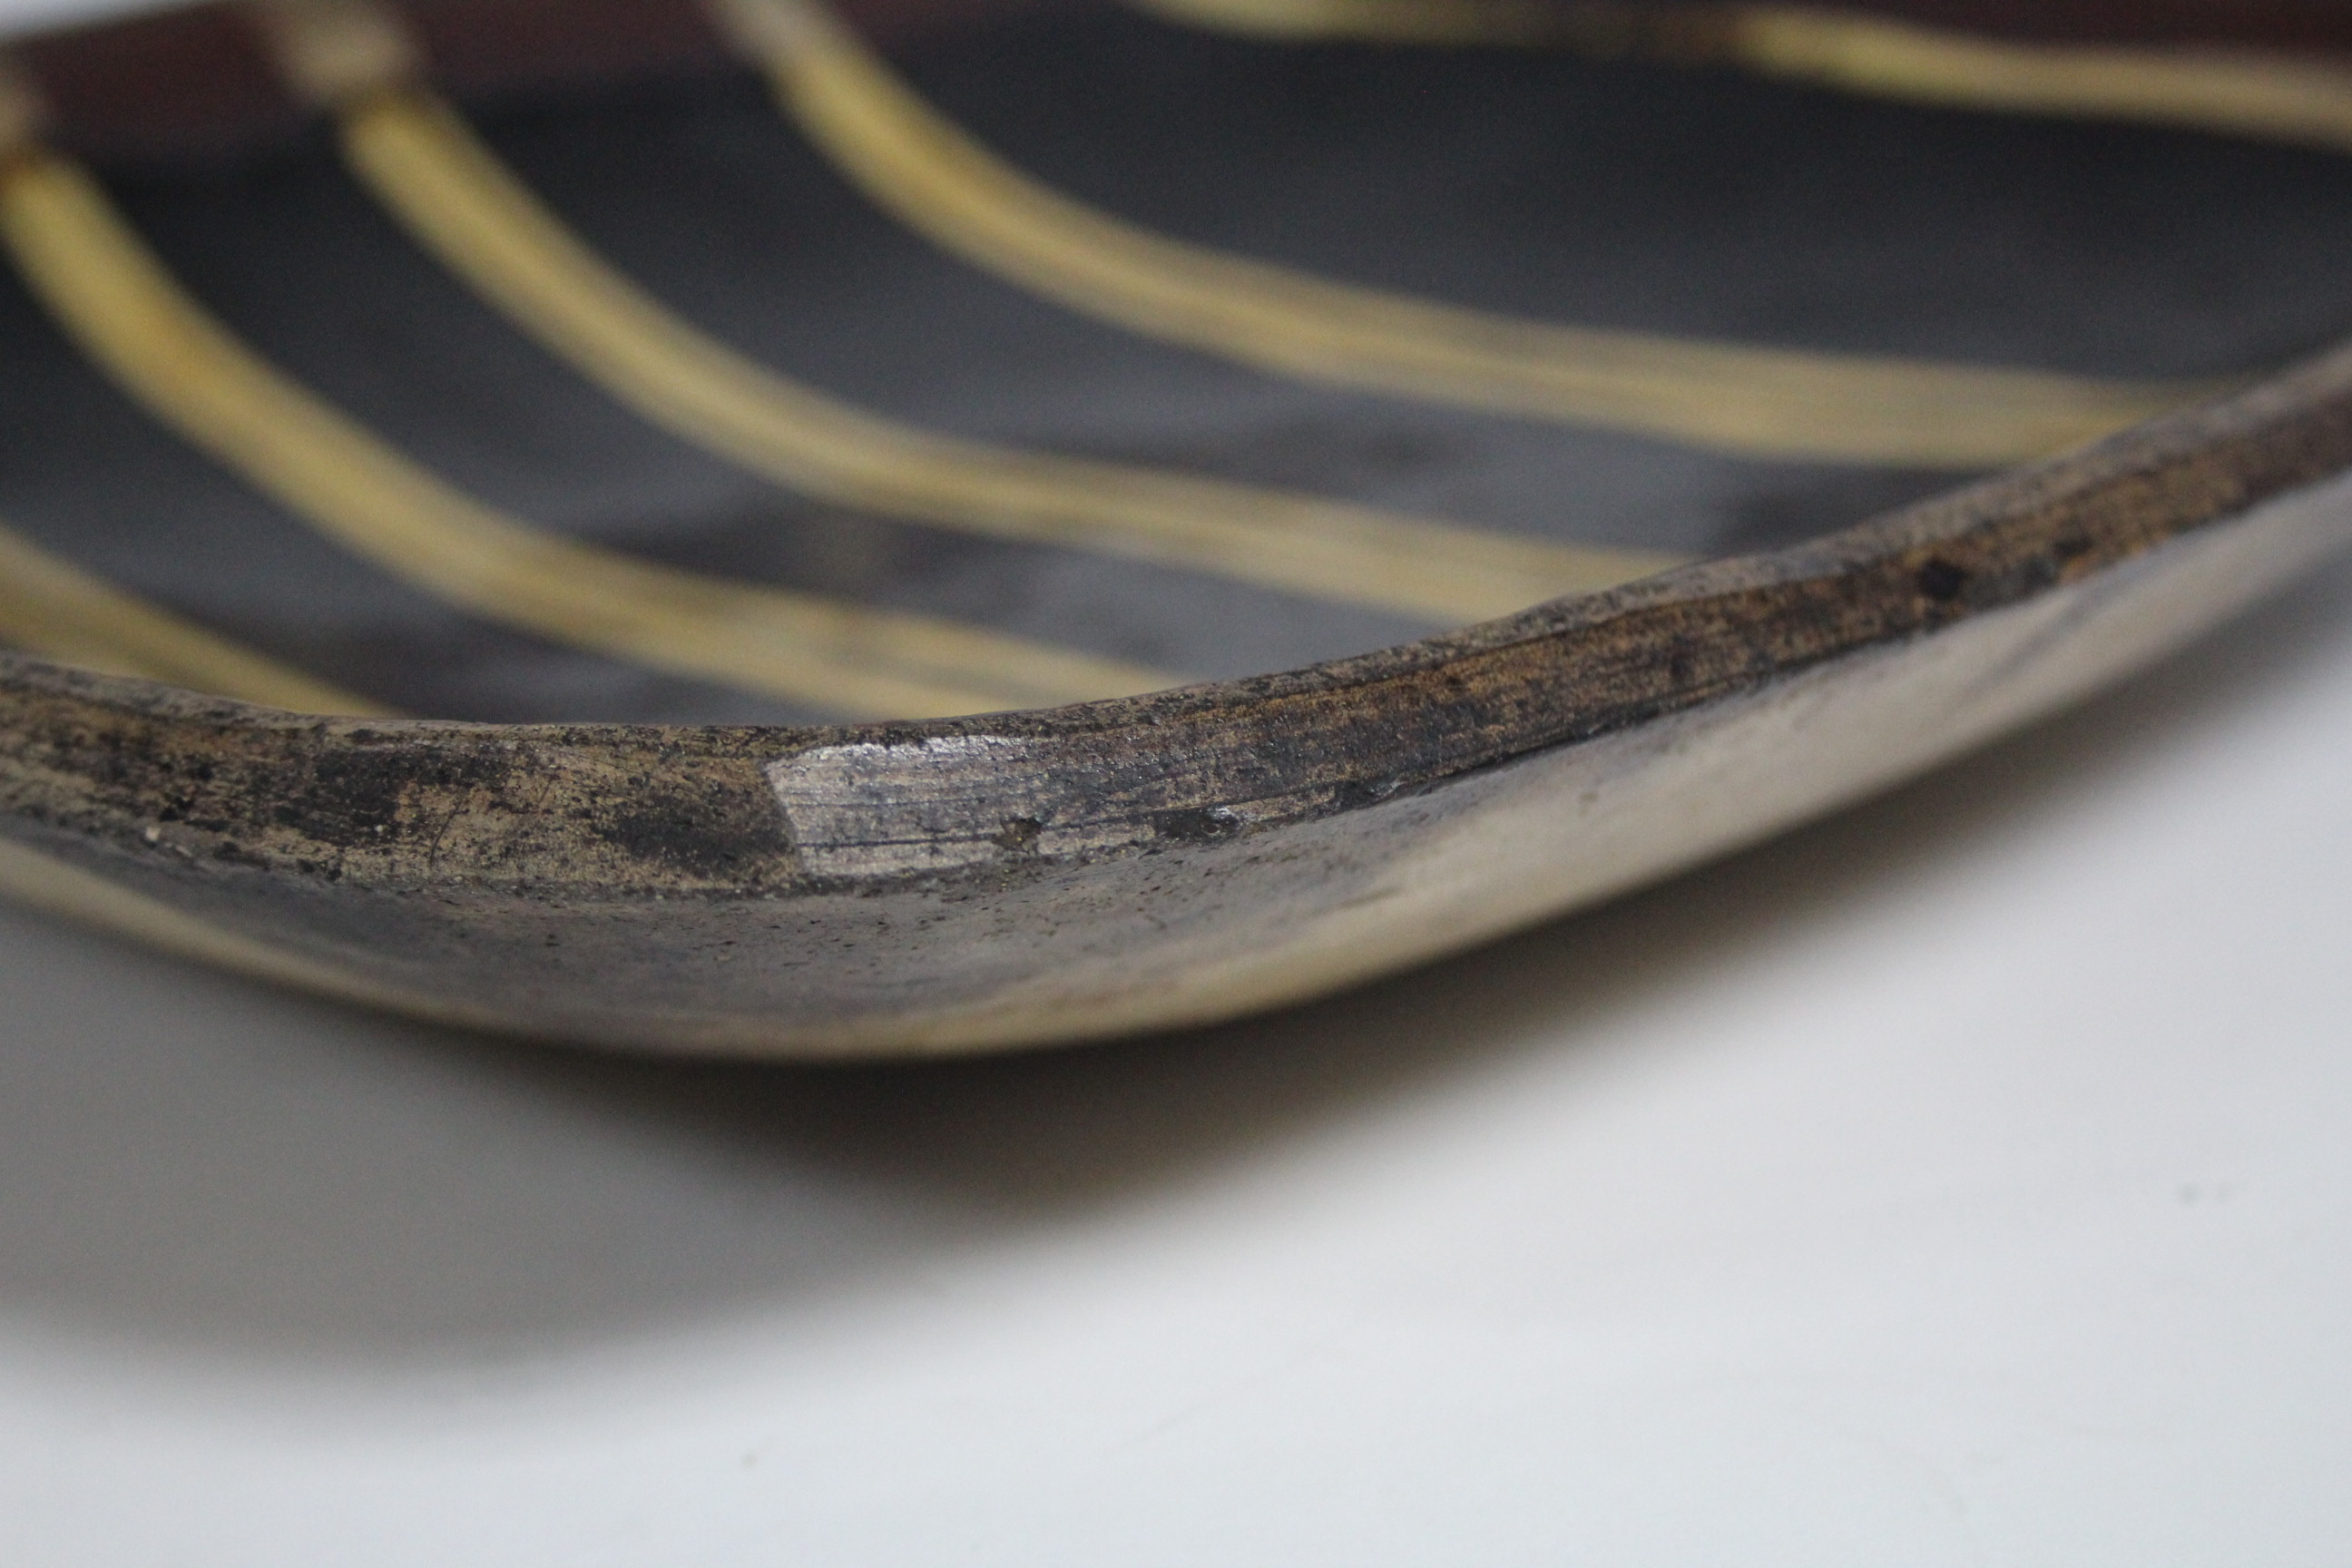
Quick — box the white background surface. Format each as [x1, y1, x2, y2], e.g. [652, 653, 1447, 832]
[0, 553, 2347, 1564]
[5, 1, 2352, 1561]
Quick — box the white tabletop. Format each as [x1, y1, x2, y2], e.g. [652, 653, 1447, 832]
[1, 551, 2347, 1564]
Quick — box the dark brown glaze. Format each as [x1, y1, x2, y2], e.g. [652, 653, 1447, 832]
[14, 0, 1067, 163]
[1843, 1, 2352, 49]
[15, 0, 2352, 164]
[15, 5, 303, 163]
[2, 347, 2347, 1049]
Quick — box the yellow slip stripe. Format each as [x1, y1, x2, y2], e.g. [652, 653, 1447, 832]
[330, 85, 1678, 623]
[706, 0, 2221, 468]
[1724, 9, 2352, 152]
[1128, 0, 2352, 155]
[0, 146, 1185, 720]
[1124, 0, 1573, 44]
[0, 517, 385, 712]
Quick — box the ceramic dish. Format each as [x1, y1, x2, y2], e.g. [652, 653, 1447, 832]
[3, 0, 2350, 1054]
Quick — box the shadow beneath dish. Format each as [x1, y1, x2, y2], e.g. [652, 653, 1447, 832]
[3, 551, 2350, 1370]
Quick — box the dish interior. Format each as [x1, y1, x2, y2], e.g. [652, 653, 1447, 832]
[5, 0, 2352, 724]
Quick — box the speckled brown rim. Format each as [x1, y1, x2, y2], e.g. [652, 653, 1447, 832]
[0, 339, 2347, 1054]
